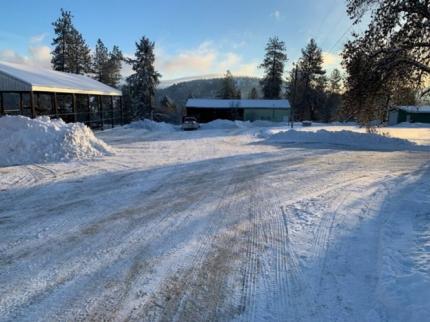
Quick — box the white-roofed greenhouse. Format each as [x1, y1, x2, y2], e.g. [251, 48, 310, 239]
[0, 61, 125, 129]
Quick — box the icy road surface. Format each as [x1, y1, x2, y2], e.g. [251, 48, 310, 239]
[1, 125, 429, 321]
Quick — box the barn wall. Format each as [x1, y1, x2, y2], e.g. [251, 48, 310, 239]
[0, 72, 31, 91]
[186, 107, 291, 123]
[244, 109, 290, 122]
[411, 113, 430, 123]
[186, 107, 244, 122]
[398, 110, 430, 123]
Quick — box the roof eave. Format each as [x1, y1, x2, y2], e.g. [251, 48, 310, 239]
[31, 85, 122, 96]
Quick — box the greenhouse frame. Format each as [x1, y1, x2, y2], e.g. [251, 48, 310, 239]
[0, 61, 124, 129]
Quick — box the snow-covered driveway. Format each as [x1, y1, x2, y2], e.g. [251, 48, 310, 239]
[1, 125, 429, 321]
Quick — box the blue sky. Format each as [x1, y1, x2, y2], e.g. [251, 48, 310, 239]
[0, 0, 364, 80]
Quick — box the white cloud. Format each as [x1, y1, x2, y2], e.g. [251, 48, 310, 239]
[30, 33, 48, 44]
[155, 41, 216, 78]
[322, 51, 342, 71]
[28, 46, 51, 67]
[152, 41, 261, 80]
[0, 49, 26, 64]
[218, 52, 241, 71]
[234, 61, 260, 76]
[271, 10, 281, 20]
[0, 34, 52, 68]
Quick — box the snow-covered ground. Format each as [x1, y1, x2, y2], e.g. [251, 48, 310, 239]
[0, 119, 429, 321]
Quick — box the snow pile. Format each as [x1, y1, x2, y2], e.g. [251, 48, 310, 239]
[0, 116, 113, 167]
[263, 129, 426, 150]
[200, 119, 242, 130]
[251, 120, 285, 127]
[200, 119, 290, 130]
[126, 119, 177, 132]
[200, 119, 260, 130]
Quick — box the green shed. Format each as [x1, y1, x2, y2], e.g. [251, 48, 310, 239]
[388, 106, 430, 125]
[185, 99, 290, 123]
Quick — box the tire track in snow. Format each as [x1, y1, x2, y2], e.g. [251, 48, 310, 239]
[122, 159, 247, 321]
[0, 162, 232, 320]
[237, 157, 320, 322]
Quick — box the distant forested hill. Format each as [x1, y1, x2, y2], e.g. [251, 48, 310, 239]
[156, 77, 262, 107]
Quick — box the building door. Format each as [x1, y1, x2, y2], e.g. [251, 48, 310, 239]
[388, 110, 398, 125]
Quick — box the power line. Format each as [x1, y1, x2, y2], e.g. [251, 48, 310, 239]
[328, 23, 355, 53]
[311, 0, 339, 46]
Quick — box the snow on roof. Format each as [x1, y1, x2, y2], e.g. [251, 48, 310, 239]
[398, 106, 430, 113]
[0, 61, 121, 96]
[186, 98, 290, 109]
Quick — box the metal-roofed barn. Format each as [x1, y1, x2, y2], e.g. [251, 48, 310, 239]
[0, 61, 124, 129]
[186, 98, 291, 123]
[388, 106, 430, 125]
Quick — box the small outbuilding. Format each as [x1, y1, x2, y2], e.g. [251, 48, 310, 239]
[388, 106, 430, 125]
[185, 98, 291, 123]
[0, 61, 124, 129]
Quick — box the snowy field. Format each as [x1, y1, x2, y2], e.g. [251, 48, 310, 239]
[1, 118, 430, 321]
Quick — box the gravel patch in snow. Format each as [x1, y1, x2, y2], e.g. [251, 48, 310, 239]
[0, 115, 113, 167]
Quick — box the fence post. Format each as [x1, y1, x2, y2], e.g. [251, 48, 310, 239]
[30, 91, 36, 118]
[0, 92, 4, 115]
[111, 96, 115, 128]
[19, 92, 23, 114]
[99, 95, 104, 130]
[53, 93, 59, 117]
[72, 93, 77, 122]
[120, 96, 124, 125]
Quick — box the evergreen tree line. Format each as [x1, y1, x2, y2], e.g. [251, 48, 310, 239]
[199, 2, 429, 126]
[50, 9, 343, 123]
[217, 37, 344, 122]
[51, 9, 123, 88]
[52, 3, 428, 125]
[50, 9, 161, 120]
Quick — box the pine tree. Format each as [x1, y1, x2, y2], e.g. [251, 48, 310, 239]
[93, 40, 123, 88]
[218, 70, 240, 99]
[70, 29, 92, 74]
[106, 46, 123, 88]
[248, 87, 258, 99]
[93, 39, 109, 82]
[328, 68, 342, 94]
[125, 36, 161, 119]
[259, 37, 287, 99]
[296, 39, 326, 120]
[51, 9, 74, 72]
[51, 9, 92, 74]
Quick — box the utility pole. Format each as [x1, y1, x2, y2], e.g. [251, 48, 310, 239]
[291, 63, 298, 129]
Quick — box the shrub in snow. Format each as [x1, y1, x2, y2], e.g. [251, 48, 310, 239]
[126, 119, 177, 132]
[0, 116, 113, 167]
[265, 129, 426, 151]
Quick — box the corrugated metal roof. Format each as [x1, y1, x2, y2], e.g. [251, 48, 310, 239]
[398, 106, 430, 113]
[186, 98, 290, 109]
[0, 61, 122, 96]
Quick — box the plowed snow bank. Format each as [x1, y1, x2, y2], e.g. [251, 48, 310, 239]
[200, 119, 252, 130]
[126, 119, 177, 132]
[0, 116, 113, 167]
[263, 129, 426, 151]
